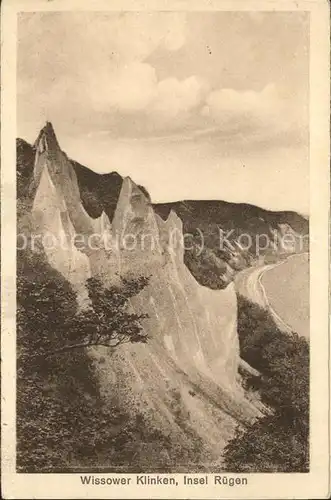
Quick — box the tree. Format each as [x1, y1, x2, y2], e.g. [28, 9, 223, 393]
[41, 275, 150, 357]
[223, 294, 309, 473]
[16, 248, 150, 471]
[18, 249, 149, 362]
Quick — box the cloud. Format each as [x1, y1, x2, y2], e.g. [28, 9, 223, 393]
[106, 12, 187, 61]
[201, 83, 306, 142]
[17, 12, 307, 148]
[152, 76, 208, 120]
[162, 14, 187, 51]
[18, 12, 192, 131]
[203, 84, 278, 126]
[92, 62, 157, 112]
[89, 61, 207, 121]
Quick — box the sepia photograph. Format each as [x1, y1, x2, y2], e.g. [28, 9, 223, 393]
[1, 0, 330, 499]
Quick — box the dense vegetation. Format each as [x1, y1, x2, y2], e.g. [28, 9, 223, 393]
[224, 294, 309, 472]
[16, 248, 154, 472]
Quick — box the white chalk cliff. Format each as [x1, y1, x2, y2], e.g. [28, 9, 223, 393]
[28, 123, 261, 466]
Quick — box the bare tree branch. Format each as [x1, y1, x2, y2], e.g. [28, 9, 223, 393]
[42, 341, 122, 357]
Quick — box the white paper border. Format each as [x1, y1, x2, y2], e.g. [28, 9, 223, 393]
[1, 0, 330, 498]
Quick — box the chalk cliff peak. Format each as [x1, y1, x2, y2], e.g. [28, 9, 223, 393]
[28, 122, 149, 225]
[112, 176, 159, 248]
[34, 121, 60, 153]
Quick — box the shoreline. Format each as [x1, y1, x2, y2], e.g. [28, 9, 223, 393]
[235, 252, 309, 337]
[258, 262, 294, 335]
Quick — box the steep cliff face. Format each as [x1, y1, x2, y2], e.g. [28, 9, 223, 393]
[17, 123, 262, 464]
[111, 176, 240, 387]
[31, 123, 120, 294]
[89, 177, 261, 464]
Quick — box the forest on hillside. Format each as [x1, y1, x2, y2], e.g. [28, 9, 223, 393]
[224, 295, 309, 472]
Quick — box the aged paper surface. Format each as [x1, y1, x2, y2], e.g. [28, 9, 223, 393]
[1, 0, 330, 498]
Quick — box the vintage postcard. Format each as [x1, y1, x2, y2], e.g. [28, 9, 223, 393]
[1, 0, 330, 498]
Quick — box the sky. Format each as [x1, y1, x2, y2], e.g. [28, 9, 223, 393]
[17, 11, 309, 214]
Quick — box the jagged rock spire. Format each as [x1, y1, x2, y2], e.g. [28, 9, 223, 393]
[34, 121, 60, 156]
